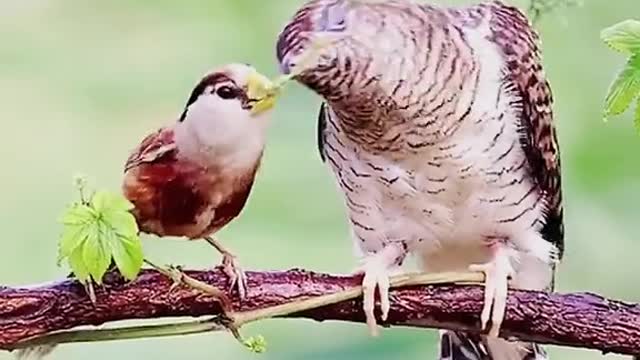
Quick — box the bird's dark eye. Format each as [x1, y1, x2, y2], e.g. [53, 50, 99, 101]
[216, 85, 237, 100]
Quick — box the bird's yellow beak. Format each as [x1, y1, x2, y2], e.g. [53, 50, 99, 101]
[245, 37, 336, 116]
[246, 71, 280, 116]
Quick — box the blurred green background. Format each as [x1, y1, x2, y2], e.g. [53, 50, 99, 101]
[1, 0, 638, 359]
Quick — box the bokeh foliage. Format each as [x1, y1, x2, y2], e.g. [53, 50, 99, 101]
[0, 0, 638, 359]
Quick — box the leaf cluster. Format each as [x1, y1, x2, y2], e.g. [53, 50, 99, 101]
[58, 182, 144, 287]
[601, 20, 640, 132]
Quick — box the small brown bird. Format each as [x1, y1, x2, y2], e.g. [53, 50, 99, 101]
[122, 63, 276, 298]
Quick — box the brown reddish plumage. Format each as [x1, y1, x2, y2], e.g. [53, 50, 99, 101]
[122, 127, 261, 240]
[119, 63, 276, 299]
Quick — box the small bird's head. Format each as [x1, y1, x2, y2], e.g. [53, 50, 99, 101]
[179, 63, 276, 124]
[176, 63, 277, 159]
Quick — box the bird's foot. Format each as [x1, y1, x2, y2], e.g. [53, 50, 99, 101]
[204, 236, 248, 299]
[469, 252, 514, 337]
[165, 264, 185, 292]
[221, 252, 248, 300]
[354, 255, 393, 337]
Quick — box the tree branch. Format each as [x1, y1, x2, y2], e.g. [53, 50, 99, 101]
[1, 268, 639, 356]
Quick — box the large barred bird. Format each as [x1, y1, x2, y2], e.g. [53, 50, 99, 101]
[276, 0, 563, 359]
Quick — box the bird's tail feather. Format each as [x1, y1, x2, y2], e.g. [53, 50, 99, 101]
[439, 331, 548, 360]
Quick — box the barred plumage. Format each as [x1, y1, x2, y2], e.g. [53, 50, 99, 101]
[278, 1, 563, 359]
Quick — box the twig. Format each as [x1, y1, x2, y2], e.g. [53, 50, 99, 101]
[142, 260, 232, 313]
[0, 268, 639, 356]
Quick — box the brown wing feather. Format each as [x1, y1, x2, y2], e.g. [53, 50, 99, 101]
[122, 127, 206, 237]
[124, 127, 177, 173]
[487, 2, 564, 258]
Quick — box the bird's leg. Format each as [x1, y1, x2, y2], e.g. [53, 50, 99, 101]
[468, 240, 515, 337]
[353, 243, 406, 337]
[204, 236, 248, 299]
[162, 264, 189, 292]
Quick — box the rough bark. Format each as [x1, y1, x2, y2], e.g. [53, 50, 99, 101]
[0, 268, 639, 355]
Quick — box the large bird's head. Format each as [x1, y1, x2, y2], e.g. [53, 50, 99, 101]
[276, 0, 420, 102]
[277, 0, 350, 97]
[277, 1, 347, 63]
[177, 63, 277, 152]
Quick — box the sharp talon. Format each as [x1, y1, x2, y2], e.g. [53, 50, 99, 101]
[379, 274, 390, 322]
[362, 277, 378, 336]
[237, 269, 248, 299]
[229, 276, 238, 292]
[489, 272, 509, 337]
[168, 266, 184, 281]
[205, 237, 248, 299]
[469, 254, 513, 337]
[357, 254, 394, 337]
[362, 273, 378, 336]
[222, 253, 248, 299]
[164, 266, 183, 292]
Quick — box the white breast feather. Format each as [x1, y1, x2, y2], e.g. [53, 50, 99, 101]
[328, 18, 556, 289]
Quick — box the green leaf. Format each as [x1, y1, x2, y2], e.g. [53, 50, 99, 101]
[61, 203, 94, 225]
[604, 54, 640, 119]
[82, 221, 112, 284]
[68, 245, 90, 282]
[110, 234, 144, 280]
[243, 335, 267, 353]
[93, 190, 143, 280]
[58, 222, 91, 263]
[601, 20, 640, 54]
[102, 207, 139, 238]
[92, 190, 134, 214]
[58, 203, 95, 264]
[58, 184, 144, 284]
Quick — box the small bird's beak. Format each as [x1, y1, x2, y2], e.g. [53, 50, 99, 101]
[246, 71, 279, 116]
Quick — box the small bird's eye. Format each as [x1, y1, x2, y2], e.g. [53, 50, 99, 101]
[216, 86, 237, 100]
